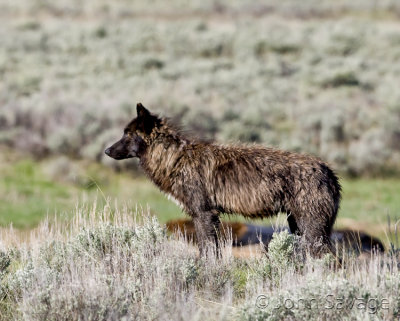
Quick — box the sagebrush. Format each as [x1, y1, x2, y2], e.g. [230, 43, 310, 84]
[0, 0, 400, 176]
[0, 204, 399, 321]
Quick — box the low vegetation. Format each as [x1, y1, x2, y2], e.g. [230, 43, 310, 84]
[0, 0, 400, 176]
[0, 205, 399, 321]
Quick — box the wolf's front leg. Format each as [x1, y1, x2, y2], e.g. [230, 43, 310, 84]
[192, 213, 221, 257]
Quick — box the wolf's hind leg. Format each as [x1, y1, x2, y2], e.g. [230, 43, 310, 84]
[287, 212, 299, 234]
[296, 216, 335, 258]
[192, 213, 221, 257]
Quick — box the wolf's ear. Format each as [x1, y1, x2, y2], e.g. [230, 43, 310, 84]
[136, 103, 160, 134]
[137, 103, 150, 118]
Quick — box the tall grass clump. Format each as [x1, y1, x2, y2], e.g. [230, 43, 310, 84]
[0, 203, 399, 320]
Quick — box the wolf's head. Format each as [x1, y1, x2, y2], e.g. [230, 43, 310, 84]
[105, 103, 161, 160]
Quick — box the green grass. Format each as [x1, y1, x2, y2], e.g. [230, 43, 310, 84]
[1, 155, 399, 242]
[337, 179, 400, 241]
[0, 160, 75, 228]
[340, 179, 400, 223]
[102, 174, 184, 223]
[0, 156, 184, 228]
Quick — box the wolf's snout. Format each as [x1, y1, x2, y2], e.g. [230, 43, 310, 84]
[104, 148, 111, 156]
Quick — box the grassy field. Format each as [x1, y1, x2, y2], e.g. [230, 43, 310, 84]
[0, 0, 400, 177]
[1, 150, 399, 245]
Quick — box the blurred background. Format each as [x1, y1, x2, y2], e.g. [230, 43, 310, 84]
[0, 0, 399, 244]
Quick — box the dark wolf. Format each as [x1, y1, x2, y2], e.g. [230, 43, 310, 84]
[105, 103, 341, 257]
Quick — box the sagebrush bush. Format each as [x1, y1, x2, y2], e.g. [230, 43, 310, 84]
[267, 231, 296, 268]
[1, 0, 400, 176]
[0, 204, 399, 321]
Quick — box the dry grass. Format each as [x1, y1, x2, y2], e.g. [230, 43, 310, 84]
[1, 203, 399, 321]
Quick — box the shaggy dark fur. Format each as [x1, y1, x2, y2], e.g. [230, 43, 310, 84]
[105, 103, 342, 257]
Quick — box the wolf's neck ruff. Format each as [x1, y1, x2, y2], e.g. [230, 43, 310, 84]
[140, 130, 190, 194]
